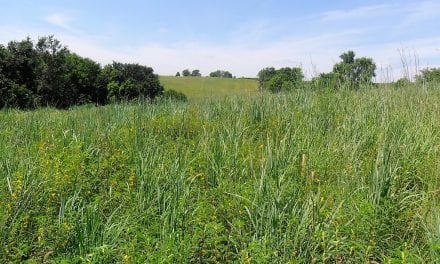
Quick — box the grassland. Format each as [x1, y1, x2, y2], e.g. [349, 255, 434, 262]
[159, 76, 258, 100]
[1, 85, 440, 263]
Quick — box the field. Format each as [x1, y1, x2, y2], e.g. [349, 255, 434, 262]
[1, 83, 440, 263]
[159, 76, 258, 100]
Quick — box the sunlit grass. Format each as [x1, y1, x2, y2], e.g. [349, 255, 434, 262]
[1, 85, 440, 262]
[159, 76, 258, 100]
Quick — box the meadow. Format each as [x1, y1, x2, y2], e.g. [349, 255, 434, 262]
[1, 81, 440, 263]
[159, 76, 258, 100]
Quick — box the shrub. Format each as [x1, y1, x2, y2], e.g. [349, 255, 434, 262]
[161, 89, 187, 102]
[191, 69, 202, 77]
[100, 62, 163, 102]
[416, 68, 440, 84]
[0, 79, 36, 109]
[311, 72, 339, 90]
[182, 69, 191, 77]
[258, 67, 304, 93]
[393, 78, 412, 89]
[209, 70, 233, 78]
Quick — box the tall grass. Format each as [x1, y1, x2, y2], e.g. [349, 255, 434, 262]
[1, 85, 440, 262]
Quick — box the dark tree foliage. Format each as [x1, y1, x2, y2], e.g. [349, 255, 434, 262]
[35, 36, 73, 108]
[209, 70, 233, 78]
[0, 36, 164, 109]
[181, 69, 201, 77]
[0, 79, 35, 109]
[258, 67, 304, 93]
[176, 72, 181, 77]
[103, 62, 163, 101]
[191, 69, 201, 77]
[0, 38, 39, 108]
[3, 38, 40, 94]
[182, 69, 191, 77]
[257, 67, 277, 90]
[65, 53, 102, 104]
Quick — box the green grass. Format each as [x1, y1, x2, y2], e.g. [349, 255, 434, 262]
[159, 76, 258, 100]
[1, 86, 440, 263]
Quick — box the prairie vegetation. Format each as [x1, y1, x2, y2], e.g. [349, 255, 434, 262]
[1, 84, 440, 263]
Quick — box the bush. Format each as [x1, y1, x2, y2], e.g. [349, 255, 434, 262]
[161, 89, 187, 102]
[209, 70, 233, 78]
[182, 69, 191, 77]
[416, 68, 440, 84]
[100, 62, 163, 102]
[311, 72, 339, 90]
[393, 78, 412, 89]
[258, 67, 304, 93]
[0, 79, 36, 109]
[191, 69, 202, 77]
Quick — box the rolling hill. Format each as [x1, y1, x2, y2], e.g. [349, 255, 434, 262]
[159, 76, 259, 100]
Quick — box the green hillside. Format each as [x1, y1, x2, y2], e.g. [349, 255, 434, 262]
[159, 76, 258, 100]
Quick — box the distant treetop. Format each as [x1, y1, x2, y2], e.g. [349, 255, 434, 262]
[209, 70, 233, 78]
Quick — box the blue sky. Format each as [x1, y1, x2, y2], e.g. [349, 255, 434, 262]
[1, 0, 439, 79]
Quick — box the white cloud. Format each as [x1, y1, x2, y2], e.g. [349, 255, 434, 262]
[43, 13, 73, 29]
[321, 4, 391, 21]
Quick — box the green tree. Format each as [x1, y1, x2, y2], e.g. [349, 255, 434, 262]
[416, 68, 440, 84]
[333, 50, 376, 89]
[176, 72, 181, 77]
[100, 62, 164, 101]
[258, 67, 304, 93]
[0, 38, 40, 108]
[64, 53, 102, 104]
[191, 69, 201, 77]
[182, 69, 191, 77]
[35, 35, 72, 107]
[209, 70, 233, 78]
[257, 67, 277, 90]
[0, 80, 35, 109]
[0, 35, 166, 109]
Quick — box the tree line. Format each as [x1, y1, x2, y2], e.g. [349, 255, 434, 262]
[176, 69, 234, 78]
[0, 36, 164, 109]
[177, 69, 201, 77]
[258, 51, 377, 92]
[258, 50, 440, 92]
